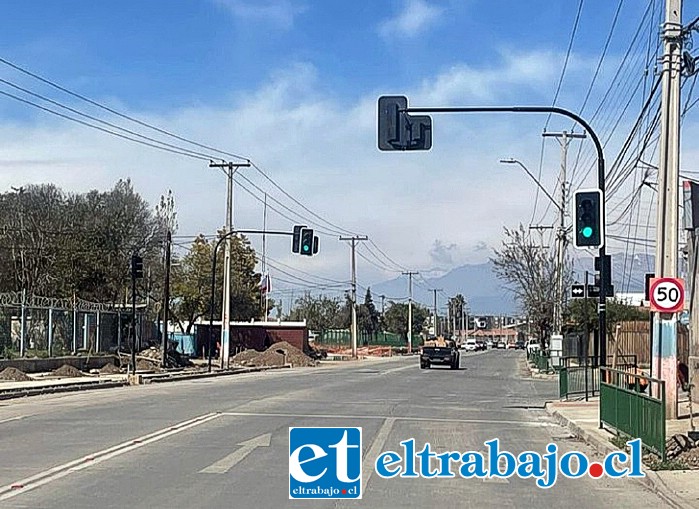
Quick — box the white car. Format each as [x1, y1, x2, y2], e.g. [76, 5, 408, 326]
[462, 339, 477, 352]
[526, 339, 541, 355]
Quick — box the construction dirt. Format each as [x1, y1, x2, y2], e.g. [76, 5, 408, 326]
[0, 367, 34, 382]
[99, 363, 122, 375]
[52, 364, 86, 377]
[137, 359, 162, 372]
[253, 342, 316, 368]
[231, 349, 261, 365]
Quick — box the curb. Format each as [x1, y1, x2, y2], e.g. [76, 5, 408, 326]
[0, 380, 129, 401]
[545, 403, 687, 509]
[142, 364, 291, 383]
[0, 364, 294, 400]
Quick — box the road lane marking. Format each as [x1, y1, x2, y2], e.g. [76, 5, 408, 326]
[200, 433, 272, 474]
[0, 412, 222, 501]
[0, 415, 26, 425]
[219, 411, 556, 427]
[361, 417, 396, 492]
[380, 365, 418, 375]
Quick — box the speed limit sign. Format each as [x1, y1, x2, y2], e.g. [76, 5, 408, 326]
[649, 277, 685, 313]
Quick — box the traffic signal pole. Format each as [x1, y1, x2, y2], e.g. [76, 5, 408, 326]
[206, 228, 316, 373]
[402, 104, 608, 367]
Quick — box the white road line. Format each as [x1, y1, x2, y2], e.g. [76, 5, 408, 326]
[380, 364, 417, 375]
[0, 412, 222, 501]
[199, 433, 271, 474]
[361, 417, 396, 492]
[219, 411, 556, 427]
[0, 415, 26, 425]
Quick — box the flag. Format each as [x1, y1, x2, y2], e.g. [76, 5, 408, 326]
[260, 273, 271, 294]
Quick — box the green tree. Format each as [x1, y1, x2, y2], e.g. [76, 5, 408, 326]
[383, 301, 428, 340]
[358, 288, 381, 337]
[288, 293, 344, 331]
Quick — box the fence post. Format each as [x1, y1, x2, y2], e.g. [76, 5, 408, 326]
[83, 313, 88, 350]
[20, 289, 26, 357]
[117, 312, 122, 350]
[661, 380, 666, 461]
[72, 294, 77, 354]
[96, 310, 101, 353]
[47, 307, 53, 357]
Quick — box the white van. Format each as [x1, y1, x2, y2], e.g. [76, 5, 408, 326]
[461, 338, 477, 352]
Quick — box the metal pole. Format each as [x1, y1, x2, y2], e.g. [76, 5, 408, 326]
[340, 236, 368, 359]
[96, 310, 100, 353]
[652, 0, 682, 419]
[431, 289, 441, 336]
[403, 271, 418, 352]
[162, 230, 171, 368]
[20, 288, 26, 356]
[72, 293, 77, 355]
[47, 307, 53, 357]
[220, 166, 233, 369]
[131, 271, 136, 374]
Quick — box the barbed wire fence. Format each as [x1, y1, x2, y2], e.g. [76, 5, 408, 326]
[0, 291, 152, 358]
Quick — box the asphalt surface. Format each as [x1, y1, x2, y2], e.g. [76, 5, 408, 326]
[0, 350, 667, 508]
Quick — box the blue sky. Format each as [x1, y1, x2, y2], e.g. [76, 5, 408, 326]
[0, 0, 694, 306]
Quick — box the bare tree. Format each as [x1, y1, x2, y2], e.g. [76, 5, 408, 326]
[490, 224, 572, 347]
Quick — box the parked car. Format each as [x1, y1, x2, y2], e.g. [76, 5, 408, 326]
[514, 339, 526, 350]
[475, 339, 487, 351]
[496, 340, 506, 349]
[486, 339, 494, 349]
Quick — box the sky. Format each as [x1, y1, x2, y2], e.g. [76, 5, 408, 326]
[0, 0, 696, 306]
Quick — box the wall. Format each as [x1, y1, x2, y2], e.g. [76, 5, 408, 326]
[0, 355, 118, 373]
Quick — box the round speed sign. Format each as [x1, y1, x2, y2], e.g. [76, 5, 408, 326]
[649, 277, 685, 313]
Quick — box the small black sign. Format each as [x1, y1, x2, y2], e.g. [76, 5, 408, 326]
[571, 284, 586, 298]
[587, 284, 614, 298]
[645, 273, 655, 301]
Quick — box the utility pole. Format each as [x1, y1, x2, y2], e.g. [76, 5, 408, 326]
[161, 230, 171, 368]
[542, 130, 587, 336]
[340, 235, 369, 358]
[403, 271, 419, 352]
[653, 0, 682, 419]
[380, 294, 386, 320]
[430, 289, 442, 337]
[209, 161, 250, 369]
[261, 193, 268, 319]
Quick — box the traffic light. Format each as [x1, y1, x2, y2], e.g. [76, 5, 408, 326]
[377, 96, 432, 151]
[313, 235, 319, 255]
[573, 189, 604, 249]
[131, 254, 144, 279]
[300, 228, 314, 256]
[292, 225, 306, 253]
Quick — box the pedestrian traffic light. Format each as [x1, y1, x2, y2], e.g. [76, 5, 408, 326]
[131, 254, 144, 279]
[573, 189, 604, 249]
[300, 228, 314, 256]
[377, 95, 432, 151]
[292, 225, 307, 253]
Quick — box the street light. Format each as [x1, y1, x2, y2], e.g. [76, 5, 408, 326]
[499, 158, 563, 215]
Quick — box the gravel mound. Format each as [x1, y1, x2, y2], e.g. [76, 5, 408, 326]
[99, 363, 122, 374]
[52, 364, 85, 377]
[231, 349, 261, 366]
[0, 367, 33, 382]
[137, 359, 161, 372]
[251, 341, 315, 368]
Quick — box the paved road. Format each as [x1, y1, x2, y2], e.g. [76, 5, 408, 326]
[0, 350, 665, 508]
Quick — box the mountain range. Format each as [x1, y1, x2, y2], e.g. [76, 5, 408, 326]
[369, 252, 655, 316]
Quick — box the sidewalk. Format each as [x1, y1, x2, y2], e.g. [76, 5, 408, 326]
[547, 399, 699, 508]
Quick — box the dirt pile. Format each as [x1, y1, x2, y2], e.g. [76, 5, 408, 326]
[137, 359, 161, 372]
[0, 367, 33, 382]
[663, 433, 699, 468]
[252, 342, 316, 368]
[99, 363, 122, 375]
[52, 364, 86, 377]
[231, 349, 261, 366]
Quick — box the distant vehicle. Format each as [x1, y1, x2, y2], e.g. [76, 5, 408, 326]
[514, 339, 526, 350]
[486, 339, 494, 349]
[496, 340, 506, 349]
[462, 339, 477, 352]
[421, 337, 460, 369]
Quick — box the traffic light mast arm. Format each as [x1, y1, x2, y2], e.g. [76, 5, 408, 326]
[403, 103, 609, 367]
[206, 227, 307, 373]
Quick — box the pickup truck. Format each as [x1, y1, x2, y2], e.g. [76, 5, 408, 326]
[420, 338, 460, 370]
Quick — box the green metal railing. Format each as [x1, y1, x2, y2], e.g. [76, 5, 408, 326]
[559, 356, 637, 401]
[529, 350, 549, 371]
[600, 367, 666, 460]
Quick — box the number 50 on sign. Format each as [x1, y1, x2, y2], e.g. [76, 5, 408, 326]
[649, 277, 685, 313]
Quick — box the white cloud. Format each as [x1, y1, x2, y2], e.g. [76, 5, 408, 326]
[0, 49, 645, 293]
[378, 0, 444, 39]
[214, 0, 307, 29]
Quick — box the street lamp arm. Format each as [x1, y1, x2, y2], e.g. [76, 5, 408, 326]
[499, 159, 563, 215]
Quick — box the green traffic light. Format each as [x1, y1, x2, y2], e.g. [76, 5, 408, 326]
[582, 226, 593, 238]
[303, 245, 309, 252]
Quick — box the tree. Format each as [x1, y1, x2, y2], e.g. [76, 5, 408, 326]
[170, 235, 212, 334]
[287, 293, 344, 331]
[491, 224, 572, 346]
[358, 288, 381, 337]
[383, 301, 429, 340]
[448, 294, 467, 332]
